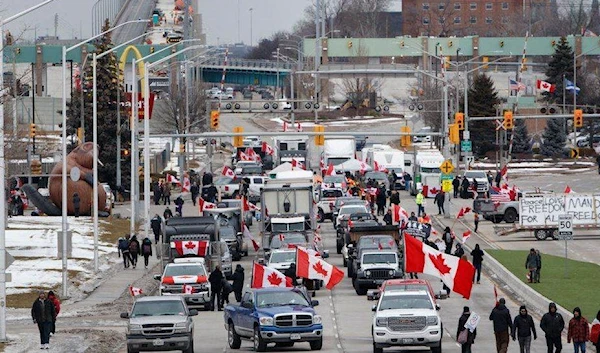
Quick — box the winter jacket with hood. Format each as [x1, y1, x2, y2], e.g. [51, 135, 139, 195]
[141, 238, 153, 256]
[489, 302, 513, 334]
[232, 266, 245, 292]
[512, 306, 537, 339]
[457, 312, 477, 344]
[31, 297, 55, 323]
[567, 307, 589, 343]
[541, 302, 565, 338]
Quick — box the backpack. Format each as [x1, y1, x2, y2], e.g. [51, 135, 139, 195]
[118, 238, 129, 251]
[457, 329, 468, 344]
[129, 241, 139, 253]
[142, 243, 152, 254]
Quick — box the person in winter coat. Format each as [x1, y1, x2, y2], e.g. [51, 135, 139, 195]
[434, 190, 445, 215]
[232, 264, 245, 302]
[454, 243, 465, 258]
[220, 279, 233, 307]
[31, 291, 55, 349]
[443, 227, 454, 255]
[118, 236, 131, 269]
[471, 244, 484, 284]
[150, 214, 162, 244]
[141, 237, 153, 269]
[190, 182, 199, 206]
[383, 209, 393, 225]
[208, 266, 224, 311]
[461, 178, 471, 199]
[128, 235, 140, 269]
[162, 183, 171, 205]
[408, 212, 418, 222]
[153, 183, 162, 205]
[376, 186, 387, 216]
[457, 306, 477, 353]
[489, 298, 513, 353]
[512, 305, 537, 353]
[47, 291, 60, 336]
[591, 310, 600, 351]
[567, 307, 589, 353]
[415, 190, 425, 216]
[474, 213, 480, 233]
[174, 195, 184, 215]
[452, 176, 461, 198]
[525, 248, 538, 283]
[389, 190, 400, 206]
[163, 207, 173, 220]
[540, 302, 565, 353]
[72, 192, 81, 217]
[535, 250, 542, 283]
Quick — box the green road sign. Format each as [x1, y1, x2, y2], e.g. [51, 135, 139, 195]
[441, 173, 453, 181]
[461, 140, 472, 152]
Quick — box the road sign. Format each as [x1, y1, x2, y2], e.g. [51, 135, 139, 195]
[465, 156, 475, 168]
[570, 148, 579, 159]
[558, 214, 573, 239]
[461, 140, 472, 152]
[440, 160, 454, 174]
[5, 251, 15, 268]
[442, 180, 453, 192]
[441, 173, 453, 181]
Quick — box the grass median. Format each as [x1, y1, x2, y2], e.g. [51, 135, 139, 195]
[486, 249, 600, 321]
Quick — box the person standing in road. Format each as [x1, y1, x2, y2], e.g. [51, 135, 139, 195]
[153, 182, 162, 205]
[452, 176, 461, 198]
[47, 291, 60, 336]
[415, 190, 425, 216]
[567, 307, 589, 353]
[471, 244, 484, 284]
[454, 243, 465, 258]
[590, 310, 600, 351]
[376, 185, 387, 216]
[512, 305, 537, 353]
[526, 248, 538, 283]
[163, 207, 173, 220]
[461, 178, 471, 199]
[474, 213, 480, 233]
[232, 264, 245, 302]
[389, 190, 400, 206]
[162, 183, 171, 205]
[434, 190, 445, 215]
[150, 214, 162, 244]
[141, 237, 153, 269]
[31, 291, 55, 350]
[221, 278, 233, 307]
[383, 209, 393, 225]
[443, 227, 454, 255]
[174, 195, 184, 215]
[128, 235, 140, 269]
[540, 302, 565, 353]
[118, 235, 131, 269]
[208, 265, 224, 311]
[72, 192, 81, 218]
[489, 297, 513, 353]
[190, 182, 199, 206]
[457, 306, 477, 353]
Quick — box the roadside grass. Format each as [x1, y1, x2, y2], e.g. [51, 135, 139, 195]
[487, 249, 600, 321]
[100, 218, 134, 244]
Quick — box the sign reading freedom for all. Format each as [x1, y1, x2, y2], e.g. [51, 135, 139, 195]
[519, 194, 600, 226]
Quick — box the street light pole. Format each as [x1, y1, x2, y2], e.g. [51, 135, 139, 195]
[276, 48, 280, 98]
[249, 8, 253, 46]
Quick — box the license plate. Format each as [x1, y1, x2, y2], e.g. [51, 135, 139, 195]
[290, 334, 301, 340]
[153, 338, 165, 346]
[402, 338, 413, 344]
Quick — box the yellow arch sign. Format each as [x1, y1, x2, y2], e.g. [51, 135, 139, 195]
[118, 45, 147, 95]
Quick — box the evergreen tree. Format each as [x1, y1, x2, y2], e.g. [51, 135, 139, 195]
[511, 119, 532, 155]
[66, 19, 130, 189]
[543, 37, 575, 105]
[467, 73, 499, 157]
[541, 118, 566, 157]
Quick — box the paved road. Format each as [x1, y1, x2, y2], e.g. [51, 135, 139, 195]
[112, 0, 154, 44]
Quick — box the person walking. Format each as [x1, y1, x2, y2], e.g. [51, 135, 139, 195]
[232, 264, 245, 302]
[512, 305, 537, 353]
[471, 244, 484, 284]
[540, 302, 565, 353]
[191, 182, 199, 206]
[376, 185, 387, 216]
[457, 306, 477, 353]
[415, 190, 425, 217]
[31, 291, 55, 349]
[443, 227, 454, 255]
[118, 235, 131, 269]
[535, 250, 542, 283]
[590, 310, 600, 352]
[461, 178, 471, 199]
[163, 183, 171, 205]
[434, 190, 445, 215]
[453, 176, 461, 198]
[221, 278, 233, 307]
[525, 248, 538, 283]
[72, 192, 81, 217]
[174, 195, 184, 215]
[383, 209, 393, 225]
[47, 291, 60, 336]
[128, 235, 140, 269]
[567, 307, 589, 353]
[489, 297, 513, 353]
[150, 214, 162, 244]
[474, 213, 480, 232]
[163, 207, 173, 220]
[153, 183, 162, 205]
[141, 237, 153, 269]
[209, 266, 224, 311]
[389, 190, 400, 206]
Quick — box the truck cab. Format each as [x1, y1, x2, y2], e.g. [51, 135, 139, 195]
[274, 136, 309, 168]
[411, 150, 444, 198]
[353, 250, 402, 295]
[347, 232, 400, 279]
[323, 136, 356, 166]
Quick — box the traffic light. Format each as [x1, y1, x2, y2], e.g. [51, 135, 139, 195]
[121, 149, 130, 157]
[400, 126, 411, 147]
[233, 126, 244, 147]
[314, 125, 325, 146]
[29, 123, 36, 138]
[503, 110, 514, 130]
[482, 57, 489, 70]
[149, 46, 155, 53]
[210, 110, 220, 130]
[449, 124, 460, 144]
[454, 112, 464, 130]
[30, 160, 42, 175]
[179, 143, 186, 153]
[443, 56, 450, 69]
[574, 109, 583, 128]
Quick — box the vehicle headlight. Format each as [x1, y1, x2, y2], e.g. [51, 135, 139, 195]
[313, 315, 322, 324]
[426, 316, 439, 326]
[375, 317, 388, 327]
[128, 324, 143, 334]
[174, 321, 188, 333]
[259, 317, 273, 326]
[365, 270, 371, 277]
[388, 270, 395, 276]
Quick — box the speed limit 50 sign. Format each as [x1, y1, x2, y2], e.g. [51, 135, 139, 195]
[558, 214, 574, 240]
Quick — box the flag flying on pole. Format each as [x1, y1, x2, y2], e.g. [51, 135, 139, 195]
[251, 262, 293, 288]
[509, 79, 526, 91]
[564, 78, 581, 93]
[536, 79, 556, 93]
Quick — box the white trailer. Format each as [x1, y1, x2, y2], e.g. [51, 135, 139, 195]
[411, 150, 444, 198]
[323, 136, 356, 166]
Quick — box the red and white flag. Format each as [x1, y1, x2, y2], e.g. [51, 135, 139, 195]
[374, 161, 387, 172]
[456, 207, 471, 219]
[320, 158, 325, 171]
[292, 158, 305, 170]
[500, 165, 508, 180]
[296, 246, 344, 289]
[462, 230, 472, 244]
[182, 176, 191, 192]
[404, 234, 475, 299]
[494, 285, 499, 305]
[166, 174, 181, 185]
[245, 147, 261, 162]
[171, 240, 210, 256]
[392, 204, 409, 224]
[359, 161, 370, 173]
[222, 166, 235, 178]
[129, 286, 143, 297]
[243, 197, 260, 212]
[183, 284, 195, 294]
[296, 122, 303, 132]
[251, 262, 293, 288]
[325, 163, 335, 176]
[261, 141, 275, 156]
[199, 197, 217, 212]
[283, 121, 288, 132]
[564, 185, 573, 194]
[243, 223, 260, 251]
[278, 234, 286, 242]
[238, 150, 251, 161]
[536, 79, 556, 93]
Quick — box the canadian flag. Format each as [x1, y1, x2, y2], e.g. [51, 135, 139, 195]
[238, 150, 251, 161]
[500, 165, 508, 179]
[242, 223, 260, 251]
[278, 234, 286, 242]
[242, 197, 260, 212]
[222, 166, 235, 178]
[359, 161, 370, 173]
[251, 262, 293, 288]
[564, 185, 573, 194]
[325, 163, 335, 176]
[166, 174, 181, 185]
[292, 158, 305, 170]
[182, 176, 191, 192]
[404, 234, 475, 299]
[171, 240, 210, 256]
[456, 207, 471, 219]
[183, 284, 195, 294]
[296, 122, 303, 132]
[198, 197, 216, 212]
[296, 246, 344, 289]
[320, 158, 325, 171]
[536, 79, 556, 93]
[283, 121, 288, 132]
[129, 286, 143, 296]
[462, 230, 472, 244]
[392, 204, 409, 224]
[374, 161, 387, 172]
[261, 141, 275, 156]
[245, 147, 261, 162]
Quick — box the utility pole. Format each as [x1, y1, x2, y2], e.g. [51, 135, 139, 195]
[314, 0, 321, 123]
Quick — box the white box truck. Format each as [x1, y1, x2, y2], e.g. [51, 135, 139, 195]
[323, 136, 356, 166]
[410, 150, 444, 198]
[273, 136, 310, 168]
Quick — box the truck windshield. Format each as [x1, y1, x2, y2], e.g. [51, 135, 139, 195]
[164, 265, 206, 277]
[363, 253, 397, 264]
[269, 233, 307, 248]
[379, 294, 433, 311]
[327, 158, 349, 166]
[421, 167, 441, 173]
[256, 291, 310, 308]
[131, 300, 186, 317]
[269, 251, 296, 263]
[220, 228, 236, 240]
[272, 222, 304, 232]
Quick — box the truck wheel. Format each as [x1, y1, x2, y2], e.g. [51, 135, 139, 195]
[504, 208, 518, 223]
[183, 339, 194, 353]
[431, 339, 442, 353]
[253, 326, 267, 352]
[550, 229, 560, 240]
[317, 208, 325, 223]
[373, 342, 383, 353]
[354, 283, 367, 296]
[535, 230, 548, 240]
[310, 337, 323, 350]
[228, 322, 242, 349]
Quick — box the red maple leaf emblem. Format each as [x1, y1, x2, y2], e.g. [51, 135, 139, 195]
[267, 272, 283, 286]
[430, 188, 438, 194]
[428, 253, 452, 275]
[185, 241, 196, 249]
[313, 261, 328, 277]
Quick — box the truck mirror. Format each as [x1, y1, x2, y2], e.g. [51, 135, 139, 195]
[366, 290, 377, 300]
[241, 301, 254, 309]
[189, 309, 199, 316]
[120, 312, 129, 319]
[435, 304, 441, 311]
[153, 274, 161, 280]
[371, 305, 377, 312]
[311, 300, 319, 307]
[322, 250, 329, 258]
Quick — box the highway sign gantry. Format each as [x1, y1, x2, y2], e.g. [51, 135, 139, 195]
[440, 160, 454, 175]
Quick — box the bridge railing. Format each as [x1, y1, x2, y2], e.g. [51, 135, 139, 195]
[200, 58, 294, 70]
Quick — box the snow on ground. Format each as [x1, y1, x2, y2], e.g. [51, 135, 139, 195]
[5, 216, 116, 295]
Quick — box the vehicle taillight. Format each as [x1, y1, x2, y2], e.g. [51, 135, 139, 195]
[225, 186, 229, 191]
[329, 202, 334, 208]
